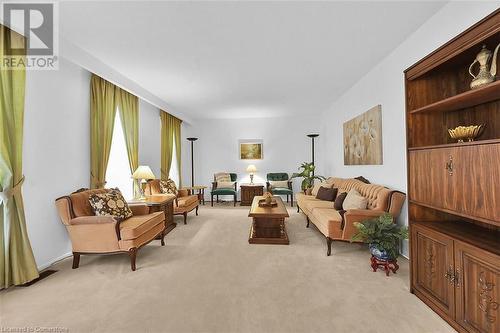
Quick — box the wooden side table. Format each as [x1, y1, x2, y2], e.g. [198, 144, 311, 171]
[129, 195, 176, 235]
[240, 184, 264, 206]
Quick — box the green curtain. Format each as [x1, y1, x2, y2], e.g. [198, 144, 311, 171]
[116, 87, 139, 197]
[160, 111, 182, 183]
[0, 24, 39, 288]
[173, 118, 182, 187]
[90, 74, 117, 189]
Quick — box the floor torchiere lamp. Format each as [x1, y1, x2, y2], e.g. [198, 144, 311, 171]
[186, 137, 198, 187]
[307, 134, 319, 177]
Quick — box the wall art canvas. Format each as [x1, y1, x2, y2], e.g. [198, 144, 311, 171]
[343, 105, 383, 165]
[239, 140, 263, 160]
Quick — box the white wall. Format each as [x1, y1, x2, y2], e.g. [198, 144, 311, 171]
[23, 61, 168, 269]
[319, 2, 499, 256]
[181, 116, 323, 200]
[139, 100, 161, 177]
[24, 58, 91, 269]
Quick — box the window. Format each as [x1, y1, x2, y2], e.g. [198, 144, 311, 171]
[106, 111, 133, 199]
[169, 135, 180, 186]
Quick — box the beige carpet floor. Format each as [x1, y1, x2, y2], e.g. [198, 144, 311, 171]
[1, 204, 455, 333]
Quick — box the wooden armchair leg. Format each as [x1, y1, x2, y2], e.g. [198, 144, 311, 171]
[217, 195, 219, 203]
[234, 194, 237, 207]
[196, 206, 199, 216]
[297, 205, 300, 213]
[287, 195, 289, 203]
[129, 248, 137, 271]
[160, 229, 166, 246]
[72, 253, 80, 269]
[183, 212, 187, 225]
[326, 237, 333, 256]
[306, 216, 310, 228]
[291, 193, 293, 207]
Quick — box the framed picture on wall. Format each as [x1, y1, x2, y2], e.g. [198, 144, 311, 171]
[239, 140, 263, 160]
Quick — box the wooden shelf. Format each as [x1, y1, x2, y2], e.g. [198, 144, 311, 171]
[409, 80, 500, 114]
[408, 138, 500, 151]
[412, 221, 500, 256]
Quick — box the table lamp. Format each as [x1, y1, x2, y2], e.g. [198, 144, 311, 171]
[246, 164, 257, 184]
[132, 166, 156, 199]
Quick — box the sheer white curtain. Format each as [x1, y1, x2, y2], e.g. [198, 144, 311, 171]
[106, 110, 133, 199]
[169, 135, 180, 187]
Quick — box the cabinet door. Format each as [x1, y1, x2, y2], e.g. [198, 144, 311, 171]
[451, 144, 500, 223]
[408, 148, 451, 209]
[411, 224, 456, 318]
[454, 240, 500, 333]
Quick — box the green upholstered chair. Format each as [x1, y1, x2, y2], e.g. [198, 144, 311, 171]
[266, 173, 293, 207]
[211, 173, 238, 207]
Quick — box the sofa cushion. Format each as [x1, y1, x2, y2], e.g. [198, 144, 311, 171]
[316, 187, 337, 201]
[343, 189, 368, 210]
[177, 195, 198, 208]
[304, 199, 335, 212]
[215, 172, 231, 182]
[217, 181, 236, 189]
[269, 180, 289, 188]
[160, 179, 178, 196]
[119, 211, 164, 240]
[311, 182, 333, 196]
[311, 208, 343, 237]
[89, 189, 133, 222]
[334, 192, 348, 210]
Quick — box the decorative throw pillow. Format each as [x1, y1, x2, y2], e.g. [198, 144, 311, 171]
[217, 181, 235, 189]
[215, 172, 231, 183]
[89, 188, 132, 222]
[160, 179, 178, 196]
[311, 182, 333, 196]
[355, 176, 371, 184]
[316, 187, 338, 201]
[269, 180, 289, 189]
[334, 192, 348, 210]
[343, 189, 368, 210]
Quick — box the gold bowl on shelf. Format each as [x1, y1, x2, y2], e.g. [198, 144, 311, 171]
[448, 124, 485, 143]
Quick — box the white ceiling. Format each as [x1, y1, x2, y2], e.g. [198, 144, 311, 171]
[60, 1, 446, 120]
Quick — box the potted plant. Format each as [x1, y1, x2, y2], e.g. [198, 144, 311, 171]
[290, 162, 325, 193]
[351, 213, 408, 261]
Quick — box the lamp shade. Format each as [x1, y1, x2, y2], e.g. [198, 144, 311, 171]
[132, 166, 155, 180]
[246, 164, 257, 173]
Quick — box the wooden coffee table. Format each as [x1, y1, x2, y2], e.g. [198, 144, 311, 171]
[248, 196, 290, 245]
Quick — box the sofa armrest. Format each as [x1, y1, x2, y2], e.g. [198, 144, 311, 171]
[266, 181, 271, 192]
[288, 180, 293, 190]
[211, 181, 217, 190]
[342, 210, 386, 241]
[69, 216, 116, 225]
[129, 204, 150, 216]
[388, 191, 406, 218]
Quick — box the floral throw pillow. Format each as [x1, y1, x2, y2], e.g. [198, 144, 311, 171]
[159, 179, 178, 196]
[89, 188, 133, 222]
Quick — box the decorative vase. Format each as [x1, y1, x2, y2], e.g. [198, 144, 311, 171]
[369, 243, 392, 261]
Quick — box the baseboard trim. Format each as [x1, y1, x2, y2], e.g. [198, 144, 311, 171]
[37, 252, 72, 271]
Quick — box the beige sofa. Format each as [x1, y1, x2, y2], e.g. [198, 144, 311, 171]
[55, 188, 166, 271]
[296, 177, 406, 256]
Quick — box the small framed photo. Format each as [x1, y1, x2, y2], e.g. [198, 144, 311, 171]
[239, 140, 263, 160]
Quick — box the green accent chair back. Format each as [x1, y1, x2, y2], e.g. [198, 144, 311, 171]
[211, 173, 238, 206]
[267, 173, 289, 181]
[266, 173, 294, 207]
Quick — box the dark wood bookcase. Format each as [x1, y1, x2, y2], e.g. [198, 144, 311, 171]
[405, 9, 500, 333]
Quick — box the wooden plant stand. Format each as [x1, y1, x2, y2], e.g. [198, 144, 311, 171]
[370, 255, 399, 276]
